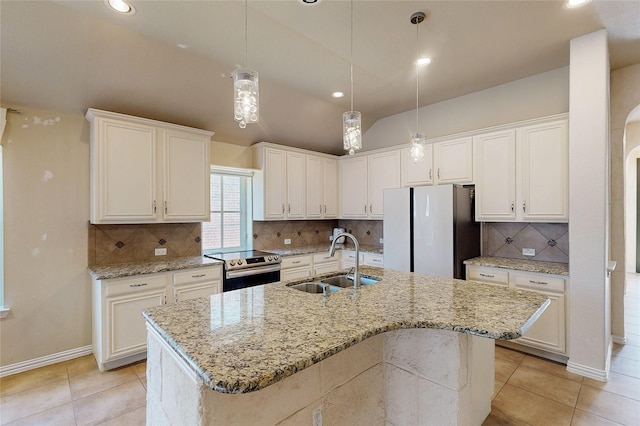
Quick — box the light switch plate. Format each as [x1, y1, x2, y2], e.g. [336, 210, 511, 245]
[284, 238, 291, 245]
[155, 247, 167, 256]
[522, 248, 535, 256]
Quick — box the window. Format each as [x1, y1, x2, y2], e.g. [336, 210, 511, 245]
[202, 167, 252, 254]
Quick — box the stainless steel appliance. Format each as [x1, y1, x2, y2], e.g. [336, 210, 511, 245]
[205, 250, 281, 292]
[383, 184, 480, 279]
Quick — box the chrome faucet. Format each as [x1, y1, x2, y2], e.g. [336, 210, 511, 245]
[329, 232, 360, 288]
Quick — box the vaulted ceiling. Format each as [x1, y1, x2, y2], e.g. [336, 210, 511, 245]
[1, 1, 639, 154]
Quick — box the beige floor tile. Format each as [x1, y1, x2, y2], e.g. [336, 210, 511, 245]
[610, 356, 640, 379]
[0, 363, 69, 397]
[495, 345, 526, 364]
[571, 409, 624, 426]
[625, 332, 640, 347]
[492, 383, 574, 426]
[0, 379, 72, 425]
[131, 361, 146, 380]
[65, 355, 98, 378]
[96, 406, 145, 426]
[4, 402, 76, 426]
[69, 365, 138, 400]
[481, 406, 531, 426]
[612, 343, 640, 362]
[495, 357, 520, 383]
[493, 380, 506, 401]
[507, 366, 581, 407]
[72, 380, 146, 426]
[583, 371, 640, 402]
[576, 385, 640, 425]
[520, 355, 584, 383]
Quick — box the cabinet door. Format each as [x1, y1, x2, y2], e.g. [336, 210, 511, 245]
[368, 151, 401, 218]
[401, 146, 433, 187]
[434, 137, 473, 184]
[286, 152, 306, 218]
[474, 130, 516, 221]
[305, 155, 323, 218]
[519, 120, 568, 222]
[340, 156, 369, 218]
[95, 119, 158, 222]
[106, 289, 166, 360]
[174, 282, 220, 302]
[322, 158, 338, 218]
[264, 148, 287, 219]
[516, 292, 565, 354]
[163, 129, 210, 221]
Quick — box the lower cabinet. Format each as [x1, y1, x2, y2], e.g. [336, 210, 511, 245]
[280, 255, 313, 281]
[313, 252, 341, 275]
[466, 265, 567, 359]
[341, 250, 383, 270]
[92, 265, 221, 371]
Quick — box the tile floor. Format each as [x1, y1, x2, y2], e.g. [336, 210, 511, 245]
[1, 276, 638, 425]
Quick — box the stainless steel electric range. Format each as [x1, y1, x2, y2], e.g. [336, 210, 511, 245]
[204, 250, 281, 292]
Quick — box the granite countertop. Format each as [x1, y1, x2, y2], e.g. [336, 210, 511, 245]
[88, 256, 222, 280]
[143, 266, 549, 394]
[463, 256, 569, 276]
[267, 244, 383, 257]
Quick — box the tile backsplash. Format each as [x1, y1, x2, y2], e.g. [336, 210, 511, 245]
[482, 222, 569, 263]
[88, 223, 202, 266]
[338, 220, 383, 247]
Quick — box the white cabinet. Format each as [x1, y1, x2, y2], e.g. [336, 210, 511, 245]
[466, 265, 567, 357]
[401, 145, 434, 186]
[286, 152, 306, 219]
[474, 118, 568, 222]
[86, 109, 212, 224]
[433, 137, 474, 184]
[280, 254, 313, 281]
[313, 252, 341, 275]
[306, 156, 338, 218]
[92, 264, 222, 371]
[254, 147, 287, 220]
[341, 250, 364, 269]
[340, 151, 401, 219]
[363, 252, 384, 267]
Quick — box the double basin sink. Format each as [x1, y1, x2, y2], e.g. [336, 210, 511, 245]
[288, 274, 380, 295]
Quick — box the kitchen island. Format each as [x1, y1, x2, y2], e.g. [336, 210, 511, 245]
[143, 266, 549, 425]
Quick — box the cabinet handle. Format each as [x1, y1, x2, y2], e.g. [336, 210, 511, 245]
[164, 295, 167, 304]
[511, 202, 515, 212]
[364, 205, 367, 213]
[370, 204, 373, 214]
[429, 169, 432, 180]
[479, 273, 495, 278]
[522, 201, 526, 212]
[164, 201, 168, 214]
[320, 204, 323, 214]
[153, 201, 157, 214]
[437, 168, 441, 179]
[282, 204, 285, 214]
[192, 274, 206, 278]
[529, 280, 548, 285]
[129, 283, 148, 288]
[288, 203, 291, 213]
[292, 260, 301, 264]
[324, 204, 327, 214]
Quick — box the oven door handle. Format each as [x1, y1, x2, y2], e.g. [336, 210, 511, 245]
[225, 264, 281, 279]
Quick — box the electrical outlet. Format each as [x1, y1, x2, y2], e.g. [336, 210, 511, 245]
[155, 247, 167, 256]
[522, 248, 535, 256]
[379, 238, 384, 244]
[284, 238, 291, 245]
[312, 406, 322, 426]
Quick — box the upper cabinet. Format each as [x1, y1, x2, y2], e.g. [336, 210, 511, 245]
[86, 109, 212, 224]
[401, 137, 473, 187]
[252, 143, 338, 221]
[475, 117, 568, 222]
[340, 150, 401, 219]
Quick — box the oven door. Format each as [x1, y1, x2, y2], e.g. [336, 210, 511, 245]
[223, 264, 281, 292]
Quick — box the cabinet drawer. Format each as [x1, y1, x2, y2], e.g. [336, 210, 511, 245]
[511, 272, 565, 293]
[104, 274, 167, 297]
[342, 250, 364, 263]
[281, 255, 312, 269]
[281, 266, 312, 281]
[173, 266, 221, 286]
[313, 252, 339, 264]
[363, 253, 384, 267]
[467, 267, 509, 285]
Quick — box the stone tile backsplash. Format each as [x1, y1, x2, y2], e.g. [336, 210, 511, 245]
[338, 220, 384, 247]
[482, 222, 568, 263]
[88, 223, 202, 266]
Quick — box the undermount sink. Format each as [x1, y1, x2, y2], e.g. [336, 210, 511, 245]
[321, 275, 380, 288]
[288, 282, 341, 295]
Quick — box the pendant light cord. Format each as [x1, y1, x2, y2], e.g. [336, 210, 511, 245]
[350, 0, 354, 114]
[415, 18, 419, 132]
[244, 0, 248, 67]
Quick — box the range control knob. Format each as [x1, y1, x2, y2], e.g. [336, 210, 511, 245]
[237, 259, 244, 265]
[229, 260, 236, 266]
[274, 255, 279, 261]
[267, 256, 272, 261]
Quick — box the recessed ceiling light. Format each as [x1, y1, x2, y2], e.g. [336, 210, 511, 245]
[416, 57, 432, 66]
[177, 44, 190, 49]
[565, 0, 591, 9]
[104, 0, 136, 14]
[332, 92, 345, 98]
[298, 0, 321, 5]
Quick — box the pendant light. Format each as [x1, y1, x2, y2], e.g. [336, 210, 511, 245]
[233, 0, 259, 129]
[343, 0, 361, 155]
[409, 12, 427, 163]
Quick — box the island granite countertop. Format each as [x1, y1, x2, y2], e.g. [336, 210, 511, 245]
[463, 256, 569, 276]
[88, 256, 222, 280]
[142, 266, 549, 394]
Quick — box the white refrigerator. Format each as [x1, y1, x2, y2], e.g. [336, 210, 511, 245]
[383, 184, 480, 279]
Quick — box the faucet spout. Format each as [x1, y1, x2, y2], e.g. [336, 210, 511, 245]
[329, 232, 361, 288]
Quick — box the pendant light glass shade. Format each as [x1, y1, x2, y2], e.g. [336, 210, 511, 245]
[233, 68, 259, 129]
[343, 111, 362, 155]
[410, 132, 426, 163]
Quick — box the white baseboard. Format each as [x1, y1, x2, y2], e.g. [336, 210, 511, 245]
[566, 360, 609, 382]
[0, 345, 93, 378]
[612, 334, 627, 345]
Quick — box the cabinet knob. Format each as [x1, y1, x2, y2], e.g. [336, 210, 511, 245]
[437, 168, 440, 179]
[164, 201, 168, 214]
[522, 201, 526, 212]
[429, 169, 432, 180]
[511, 202, 515, 212]
[282, 204, 285, 214]
[153, 200, 157, 214]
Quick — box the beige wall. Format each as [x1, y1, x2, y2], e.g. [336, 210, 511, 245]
[610, 63, 640, 342]
[624, 123, 640, 274]
[210, 141, 252, 169]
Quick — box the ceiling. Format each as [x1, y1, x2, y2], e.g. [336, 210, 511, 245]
[1, 0, 639, 155]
